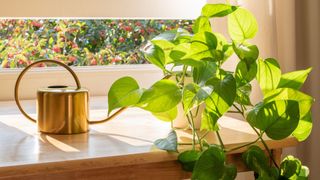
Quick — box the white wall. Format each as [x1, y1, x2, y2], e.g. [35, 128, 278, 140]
[0, 0, 206, 19]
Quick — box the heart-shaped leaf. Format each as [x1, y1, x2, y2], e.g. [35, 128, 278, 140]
[202, 4, 238, 17]
[154, 130, 178, 152]
[202, 74, 236, 131]
[193, 61, 217, 86]
[256, 58, 281, 95]
[242, 146, 279, 179]
[280, 155, 302, 179]
[193, 16, 211, 33]
[228, 7, 258, 41]
[138, 79, 182, 113]
[108, 77, 143, 115]
[142, 43, 165, 69]
[235, 60, 257, 86]
[152, 107, 177, 122]
[247, 100, 300, 140]
[233, 42, 259, 65]
[178, 150, 202, 172]
[235, 83, 252, 106]
[277, 68, 312, 90]
[201, 108, 220, 131]
[192, 145, 237, 180]
[183, 83, 213, 113]
[264, 88, 314, 141]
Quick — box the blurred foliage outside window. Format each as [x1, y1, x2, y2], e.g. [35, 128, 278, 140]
[0, 19, 193, 68]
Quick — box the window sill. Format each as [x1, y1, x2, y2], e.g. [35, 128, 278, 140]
[0, 97, 298, 179]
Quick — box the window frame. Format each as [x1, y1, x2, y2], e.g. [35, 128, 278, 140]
[0, 64, 163, 101]
[0, 0, 206, 100]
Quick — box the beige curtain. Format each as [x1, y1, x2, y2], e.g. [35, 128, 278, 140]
[293, 1, 320, 179]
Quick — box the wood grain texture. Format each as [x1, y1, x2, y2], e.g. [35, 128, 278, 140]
[0, 98, 298, 179]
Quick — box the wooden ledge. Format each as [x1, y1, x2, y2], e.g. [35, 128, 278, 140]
[0, 98, 298, 179]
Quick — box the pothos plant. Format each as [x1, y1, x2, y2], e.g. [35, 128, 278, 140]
[107, 3, 314, 180]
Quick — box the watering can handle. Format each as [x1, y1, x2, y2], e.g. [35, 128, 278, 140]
[14, 59, 82, 123]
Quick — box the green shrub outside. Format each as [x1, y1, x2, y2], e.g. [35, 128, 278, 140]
[0, 19, 193, 68]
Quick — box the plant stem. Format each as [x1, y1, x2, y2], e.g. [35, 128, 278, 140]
[226, 137, 259, 153]
[178, 142, 193, 145]
[254, 128, 280, 169]
[179, 65, 187, 87]
[233, 104, 242, 113]
[189, 111, 203, 151]
[186, 114, 196, 150]
[227, 110, 242, 114]
[216, 131, 225, 149]
[239, 104, 280, 169]
[200, 131, 210, 140]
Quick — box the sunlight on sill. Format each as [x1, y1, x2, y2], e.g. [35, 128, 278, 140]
[42, 135, 80, 152]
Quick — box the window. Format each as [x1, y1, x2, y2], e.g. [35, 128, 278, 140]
[0, 19, 193, 68]
[0, 0, 206, 101]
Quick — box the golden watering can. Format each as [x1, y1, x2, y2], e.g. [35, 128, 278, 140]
[14, 59, 124, 134]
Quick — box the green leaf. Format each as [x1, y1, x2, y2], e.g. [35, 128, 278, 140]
[152, 30, 177, 41]
[201, 108, 220, 131]
[203, 74, 236, 131]
[151, 39, 175, 64]
[193, 61, 217, 86]
[256, 58, 281, 95]
[154, 130, 178, 152]
[202, 4, 238, 17]
[280, 155, 302, 179]
[174, 28, 193, 44]
[247, 100, 300, 140]
[215, 33, 234, 61]
[192, 145, 231, 180]
[152, 107, 177, 122]
[170, 43, 190, 60]
[142, 43, 165, 69]
[193, 16, 211, 33]
[293, 112, 312, 142]
[235, 60, 257, 86]
[170, 43, 202, 67]
[264, 88, 314, 141]
[228, 7, 258, 41]
[279, 156, 309, 179]
[178, 150, 202, 172]
[233, 42, 259, 65]
[221, 164, 237, 180]
[264, 88, 313, 118]
[278, 68, 312, 90]
[298, 166, 309, 179]
[108, 77, 143, 115]
[242, 146, 268, 174]
[188, 31, 218, 61]
[235, 83, 252, 105]
[243, 146, 279, 179]
[183, 83, 213, 113]
[170, 32, 219, 66]
[138, 79, 182, 113]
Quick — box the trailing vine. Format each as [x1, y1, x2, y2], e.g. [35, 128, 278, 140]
[107, 3, 314, 179]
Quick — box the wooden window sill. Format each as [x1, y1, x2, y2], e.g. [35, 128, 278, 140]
[0, 97, 298, 179]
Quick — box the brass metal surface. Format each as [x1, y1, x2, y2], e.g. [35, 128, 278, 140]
[37, 87, 89, 134]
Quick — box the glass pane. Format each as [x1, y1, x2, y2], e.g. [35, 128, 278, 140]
[0, 19, 193, 68]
